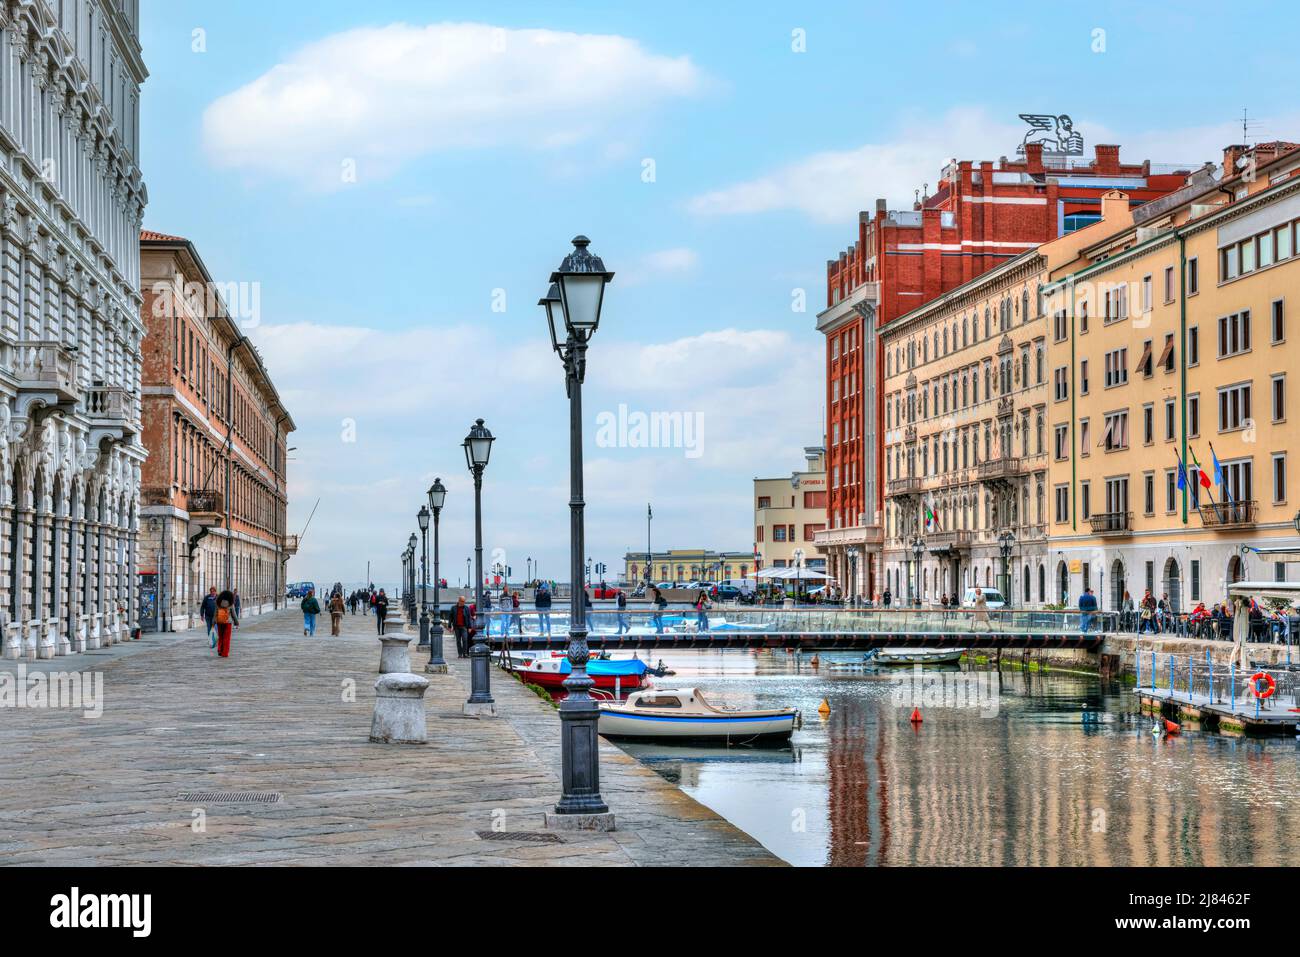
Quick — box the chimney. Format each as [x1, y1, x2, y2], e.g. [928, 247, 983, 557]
[1024, 142, 1044, 174]
[1094, 144, 1121, 175]
[875, 197, 888, 216]
[1099, 189, 1130, 223]
[1222, 144, 1250, 176]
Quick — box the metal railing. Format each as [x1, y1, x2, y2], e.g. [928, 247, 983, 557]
[187, 489, 223, 514]
[1089, 511, 1132, 535]
[1198, 500, 1258, 528]
[1135, 651, 1300, 710]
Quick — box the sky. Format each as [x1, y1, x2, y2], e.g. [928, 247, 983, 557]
[137, 0, 1300, 588]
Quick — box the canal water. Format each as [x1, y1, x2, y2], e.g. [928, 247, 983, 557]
[610, 650, 1300, 866]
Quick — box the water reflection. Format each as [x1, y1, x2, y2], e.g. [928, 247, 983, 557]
[609, 649, 1300, 867]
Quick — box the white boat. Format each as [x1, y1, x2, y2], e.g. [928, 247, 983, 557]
[598, 688, 799, 743]
[865, 647, 966, 666]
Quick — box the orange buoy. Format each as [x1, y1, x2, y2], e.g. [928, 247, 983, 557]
[910, 707, 923, 723]
[1164, 719, 1181, 735]
[817, 699, 831, 716]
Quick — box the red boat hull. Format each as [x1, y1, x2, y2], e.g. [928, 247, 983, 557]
[515, 667, 648, 691]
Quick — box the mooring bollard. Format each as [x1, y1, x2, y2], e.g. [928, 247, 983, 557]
[378, 634, 413, 674]
[369, 672, 430, 744]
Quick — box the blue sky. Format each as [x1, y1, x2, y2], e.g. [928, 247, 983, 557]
[138, 0, 1300, 587]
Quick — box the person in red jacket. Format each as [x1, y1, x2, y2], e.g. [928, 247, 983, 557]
[214, 589, 239, 658]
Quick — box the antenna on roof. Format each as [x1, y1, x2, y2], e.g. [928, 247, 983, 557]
[1241, 107, 1264, 145]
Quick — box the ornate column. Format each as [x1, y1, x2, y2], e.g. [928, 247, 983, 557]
[84, 494, 98, 649]
[96, 497, 110, 645]
[50, 493, 68, 656]
[67, 494, 83, 652]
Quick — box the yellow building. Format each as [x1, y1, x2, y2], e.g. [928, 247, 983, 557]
[623, 548, 754, 585]
[878, 194, 1134, 606]
[1043, 142, 1300, 611]
[754, 446, 829, 577]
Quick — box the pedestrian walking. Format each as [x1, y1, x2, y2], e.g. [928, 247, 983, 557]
[651, 585, 667, 635]
[233, 589, 242, 621]
[616, 589, 630, 634]
[511, 590, 522, 635]
[695, 588, 711, 632]
[375, 589, 390, 634]
[200, 586, 218, 649]
[972, 587, 989, 631]
[1079, 586, 1098, 633]
[450, 595, 472, 657]
[535, 584, 552, 637]
[329, 591, 345, 636]
[301, 590, 321, 636]
[214, 589, 238, 658]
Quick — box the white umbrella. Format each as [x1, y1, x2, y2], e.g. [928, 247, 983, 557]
[755, 566, 834, 581]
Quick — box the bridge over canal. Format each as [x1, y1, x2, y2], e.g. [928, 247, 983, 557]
[475, 608, 1112, 652]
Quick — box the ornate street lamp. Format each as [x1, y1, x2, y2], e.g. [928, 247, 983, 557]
[911, 536, 924, 607]
[417, 506, 431, 647]
[541, 236, 614, 828]
[463, 419, 495, 714]
[426, 478, 447, 673]
[407, 533, 418, 625]
[846, 546, 859, 605]
[998, 530, 1016, 610]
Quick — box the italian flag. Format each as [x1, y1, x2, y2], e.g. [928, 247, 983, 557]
[924, 503, 939, 531]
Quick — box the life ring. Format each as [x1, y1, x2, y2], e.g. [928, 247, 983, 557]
[1249, 671, 1276, 699]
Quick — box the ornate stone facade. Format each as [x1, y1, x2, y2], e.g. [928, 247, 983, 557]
[0, 0, 147, 656]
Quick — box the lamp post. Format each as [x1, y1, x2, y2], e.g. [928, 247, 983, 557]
[541, 235, 615, 828]
[998, 531, 1016, 609]
[912, 537, 924, 607]
[463, 419, 495, 714]
[407, 533, 418, 625]
[426, 478, 447, 672]
[847, 546, 859, 605]
[417, 506, 431, 647]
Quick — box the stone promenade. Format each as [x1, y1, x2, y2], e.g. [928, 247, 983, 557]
[0, 608, 781, 866]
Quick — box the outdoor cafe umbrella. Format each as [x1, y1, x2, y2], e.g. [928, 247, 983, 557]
[755, 566, 834, 581]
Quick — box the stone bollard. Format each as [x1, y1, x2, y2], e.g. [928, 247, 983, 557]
[378, 634, 413, 674]
[369, 673, 429, 744]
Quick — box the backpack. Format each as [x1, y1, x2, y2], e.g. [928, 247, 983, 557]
[216, 606, 231, 625]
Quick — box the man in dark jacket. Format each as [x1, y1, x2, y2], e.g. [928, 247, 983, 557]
[534, 586, 552, 637]
[375, 589, 390, 634]
[200, 586, 218, 648]
[450, 596, 473, 656]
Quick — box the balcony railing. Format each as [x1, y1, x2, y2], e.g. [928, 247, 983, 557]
[928, 529, 973, 550]
[283, 534, 300, 555]
[1198, 500, 1258, 528]
[14, 340, 78, 403]
[977, 456, 1020, 483]
[1089, 511, 1133, 535]
[187, 489, 224, 516]
[85, 385, 137, 437]
[887, 476, 924, 496]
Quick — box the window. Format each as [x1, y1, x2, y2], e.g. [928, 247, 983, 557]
[1136, 339, 1153, 377]
[1191, 560, 1201, 601]
[1274, 453, 1287, 504]
[757, 496, 771, 509]
[1053, 309, 1068, 342]
[1079, 359, 1089, 394]
[1081, 481, 1091, 520]
[1102, 410, 1129, 451]
[803, 491, 826, 508]
[1165, 470, 1177, 512]
[1160, 334, 1175, 373]
[1218, 310, 1251, 357]
[1141, 275, 1152, 314]
[1143, 472, 1155, 515]
[1188, 326, 1199, 366]
[1054, 484, 1069, 523]
[1104, 348, 1128, 387]
[1217, 382, 1252, 432]
[1054, 367, 1068, 401]
[1273, 375, 1286, 423]
[1188, 257, 1199, 295]
[1142, 404, 1154, 444]
[1163, 266, 1175, 303]
[1054, 424, 1069, 461]
[1273, 300, 1285, 344]
[1221, 459, 1253, 503]
[1188, 394, 1200, 437]
[1165, 398, 1176, 441]
[1079, 419, 1090, 457]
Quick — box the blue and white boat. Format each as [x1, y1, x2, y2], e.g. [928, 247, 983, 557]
[598, 688, 799, 743]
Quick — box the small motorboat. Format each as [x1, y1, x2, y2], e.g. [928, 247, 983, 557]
[509, 654, 649, 691]
[863, 647, 966, 666]
[598, 688, 799, 743]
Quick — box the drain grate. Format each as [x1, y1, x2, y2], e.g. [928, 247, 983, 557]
[178, 791, 282, 805]
[475, 830, 562, 844]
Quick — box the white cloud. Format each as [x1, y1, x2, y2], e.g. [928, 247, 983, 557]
[252, 320, 819, 586]
[618, 247, 699, 286]
[201, 22, 705, 186]
[687, 107, 1021, 223]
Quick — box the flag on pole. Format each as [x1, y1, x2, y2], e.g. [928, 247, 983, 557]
[1174, 449, 1188, 491]
[924, 501, 940, 531]
[1188, 448, 1212, 489]
[1210, 445, 1224, 487]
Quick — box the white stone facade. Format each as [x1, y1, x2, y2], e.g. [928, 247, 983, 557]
[0, 0, 146, 657]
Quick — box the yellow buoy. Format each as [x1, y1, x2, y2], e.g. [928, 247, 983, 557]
[817, 698, 831, 716]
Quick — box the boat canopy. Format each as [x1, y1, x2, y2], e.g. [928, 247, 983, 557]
[562, 658, 647, 677]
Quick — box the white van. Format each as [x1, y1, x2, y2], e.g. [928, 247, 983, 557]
[960, 587, 1006, 609]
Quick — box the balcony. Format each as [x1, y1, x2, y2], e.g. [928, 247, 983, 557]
[187, 489, 224, 517]
[887, 476, 924, 497]
[13, 340, 79, 410]
[85, 385, 137, 442]
[283, 534, 300, 556]
[928, 529, 973, 551]
[1089, 511, 1133, 535]
[977, 456, 1021, 484]
[1198, 500, 1258, 529]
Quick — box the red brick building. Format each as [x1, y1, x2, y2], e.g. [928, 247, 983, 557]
[815, 143, 1198, 598]
[138, 231, 295, 630]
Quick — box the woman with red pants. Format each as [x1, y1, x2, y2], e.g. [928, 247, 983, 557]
[214, 589, 239, 658]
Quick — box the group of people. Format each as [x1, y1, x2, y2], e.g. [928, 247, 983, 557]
[299, 585, 391, 637]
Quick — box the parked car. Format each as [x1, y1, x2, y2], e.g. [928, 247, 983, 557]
[959, 587, 1007, 609]
[591, 583, 622, 599]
